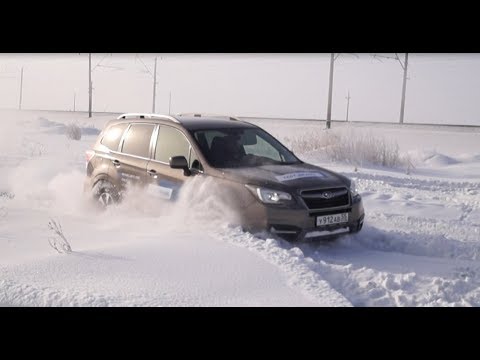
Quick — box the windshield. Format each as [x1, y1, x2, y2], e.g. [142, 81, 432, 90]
[192, 127, 301, 168]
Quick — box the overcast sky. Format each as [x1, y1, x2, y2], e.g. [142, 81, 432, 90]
[1, 53, 479, 125]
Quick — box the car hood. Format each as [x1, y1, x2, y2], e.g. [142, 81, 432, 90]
[220, 163, 350, 192]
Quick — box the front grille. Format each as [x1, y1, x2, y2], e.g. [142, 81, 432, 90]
[301, 187, 350, 210]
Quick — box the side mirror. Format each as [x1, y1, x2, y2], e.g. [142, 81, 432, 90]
[169, 156, 191, 176]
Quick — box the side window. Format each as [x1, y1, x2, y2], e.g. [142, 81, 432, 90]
[155, 126, 191, 164]
[121, 124, 155, 158]
[100, 123, 128, 151]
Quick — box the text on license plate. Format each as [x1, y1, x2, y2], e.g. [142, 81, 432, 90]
[316, 213, 349, 226]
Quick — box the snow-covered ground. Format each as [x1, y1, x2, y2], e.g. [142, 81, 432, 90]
[1, 110, 479, 306]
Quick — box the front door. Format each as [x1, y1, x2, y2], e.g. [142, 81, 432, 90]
[146, 125, 199, 201]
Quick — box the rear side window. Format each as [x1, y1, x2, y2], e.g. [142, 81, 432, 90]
[155, 126, 191, 163]
[121, 124, 155, 158]
[100, 123, 128, 150]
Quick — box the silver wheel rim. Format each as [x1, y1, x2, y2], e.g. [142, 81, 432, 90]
[98, 192, 113, 207]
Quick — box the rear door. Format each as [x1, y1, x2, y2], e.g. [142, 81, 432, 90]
[111, 123, 156, 191]
[145, 125, 198, 200]
[92, 122, 129, 188]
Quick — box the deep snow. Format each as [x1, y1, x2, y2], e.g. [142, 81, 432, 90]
[1, 110, 479, 306]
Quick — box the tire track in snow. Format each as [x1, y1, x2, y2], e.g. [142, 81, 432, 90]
[294, 245, 480, 306]
[287, 169, 480, 306]
[214, 227, 353, 307]
[347, 169, 480, 259]
[343, 171, 480, 193]
[356, 220, 480, 260]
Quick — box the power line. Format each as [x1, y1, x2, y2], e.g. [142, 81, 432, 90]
[136, 54, 154, 78]
[95, 64, 124, 71]
[91, 54, 110, 71]
[372, 53, 399, 62]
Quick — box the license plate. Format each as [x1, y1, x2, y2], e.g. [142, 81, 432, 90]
[316, 213, 349, 227]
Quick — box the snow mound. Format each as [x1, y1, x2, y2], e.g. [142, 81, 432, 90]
[37, 116, 100, 136]
[456, 153, 480, 163]
[424, 153, 460, 167]
[0, 279, 114, 307]
[405, 149, 461, 168]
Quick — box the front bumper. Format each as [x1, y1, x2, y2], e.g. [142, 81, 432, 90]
[242, 195, 365, 241]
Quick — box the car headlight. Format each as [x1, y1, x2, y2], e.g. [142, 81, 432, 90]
[246, 185, 292, 204]
[350, 180, 359, 197]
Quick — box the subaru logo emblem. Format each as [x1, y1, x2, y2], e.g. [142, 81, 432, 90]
[322, 192, 333, 199]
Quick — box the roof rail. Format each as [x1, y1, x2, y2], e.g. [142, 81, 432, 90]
[176, 113, 242, 122]
[117, 113, 180, 123]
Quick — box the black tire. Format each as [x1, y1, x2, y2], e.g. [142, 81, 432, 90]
[91, 180, 119, 208]
[349, 218, 364, 234]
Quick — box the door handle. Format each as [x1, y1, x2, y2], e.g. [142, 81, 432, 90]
[112, 159, 121, 167]
[147, 169, 158, 178]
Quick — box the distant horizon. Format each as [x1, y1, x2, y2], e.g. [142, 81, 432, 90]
[2, 107, 479, 128]
[1, 53, 480, 125]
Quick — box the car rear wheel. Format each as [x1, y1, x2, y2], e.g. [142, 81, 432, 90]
[92, 180, 119, 208]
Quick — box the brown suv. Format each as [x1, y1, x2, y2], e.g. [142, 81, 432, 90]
[84, 113, 364, 241]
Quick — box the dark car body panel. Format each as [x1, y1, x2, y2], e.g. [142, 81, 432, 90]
[220, 163, 350, 190]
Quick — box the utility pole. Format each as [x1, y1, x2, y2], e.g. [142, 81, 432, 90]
[88, 53, 92, 118]
[345, 90, 351, 122]
[372, 53, 409, 124]
[399, 53, 409, 124]
[18, 67, 23, 110]
[326, 53, 335, 129]
[152, 57, 157, 113]
[169, 91, 172, 115]
[136, 55, 161, 114]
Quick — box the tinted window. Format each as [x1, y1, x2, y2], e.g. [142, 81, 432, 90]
[121, 124, 155, 158]
[101, 123, 128, 150]
[193, 128, 300, 168]
[244, 135, 282, 161]
[155, 126, 191, 163]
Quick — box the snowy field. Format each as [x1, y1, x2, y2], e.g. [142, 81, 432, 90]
[1, 110, 479, 307]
